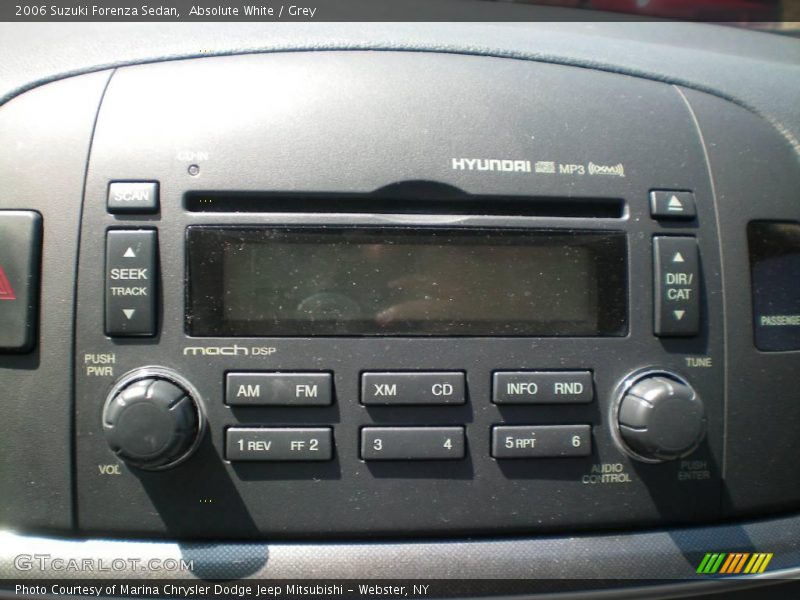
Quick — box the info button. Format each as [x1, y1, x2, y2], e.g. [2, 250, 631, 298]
[492, 371, 593, 404]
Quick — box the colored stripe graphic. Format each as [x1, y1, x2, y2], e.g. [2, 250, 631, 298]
[710, 553, 726, 574]
[696, 553, 714, 574]
[698, 552, 774, 575]
[721, 553, 750, 574]
[733, 553, 750, 573]
[744, 553, 773, 574]
[719, 553, 737, 574]
[697, 553, 726, 574]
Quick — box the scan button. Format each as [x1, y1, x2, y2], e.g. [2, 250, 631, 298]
[108, 182, 159, 214]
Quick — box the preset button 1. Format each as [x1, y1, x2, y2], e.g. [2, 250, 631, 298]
[226, 428, 333, 461]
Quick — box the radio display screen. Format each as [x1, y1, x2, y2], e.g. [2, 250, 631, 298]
[186, 227, 627, 337]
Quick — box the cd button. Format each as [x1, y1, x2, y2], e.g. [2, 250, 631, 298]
[361, 372, 465, 405]
[493, 371, 593, 404]
[226, 372, 333, 406]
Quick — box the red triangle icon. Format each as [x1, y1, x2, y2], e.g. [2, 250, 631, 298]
[0, 266, 17, 300]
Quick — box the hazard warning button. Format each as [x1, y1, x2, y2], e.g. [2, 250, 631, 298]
[0, 211, 42, 352]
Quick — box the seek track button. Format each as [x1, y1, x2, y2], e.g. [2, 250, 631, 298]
[105, 229, 158, 336]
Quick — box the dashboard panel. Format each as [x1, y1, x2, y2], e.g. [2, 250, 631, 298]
[0, 18, 798, 595]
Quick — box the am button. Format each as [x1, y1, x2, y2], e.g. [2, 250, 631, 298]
[225, 372, 333, 406]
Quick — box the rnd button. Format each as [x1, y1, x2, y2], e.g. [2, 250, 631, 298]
[361, 372, 466, 405]
[493, 371, 594, 404]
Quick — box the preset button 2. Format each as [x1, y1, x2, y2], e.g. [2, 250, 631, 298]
[226, 428, 333, 461]
[361, 372, 465, 405]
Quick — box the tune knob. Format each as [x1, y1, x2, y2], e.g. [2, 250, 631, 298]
[615, 372, 706, 462]
[103, 369, 204, 470]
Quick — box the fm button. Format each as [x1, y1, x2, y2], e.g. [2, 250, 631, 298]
[105, 229, 158, 336]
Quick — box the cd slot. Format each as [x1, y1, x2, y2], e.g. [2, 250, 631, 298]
[185, 192, 625, 219]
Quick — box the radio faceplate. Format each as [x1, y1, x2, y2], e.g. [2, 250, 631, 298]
[74, 52, 726, 538]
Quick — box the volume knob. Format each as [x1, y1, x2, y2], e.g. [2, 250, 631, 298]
[103, 369, 204, 470]
[616, 372, 706, 462]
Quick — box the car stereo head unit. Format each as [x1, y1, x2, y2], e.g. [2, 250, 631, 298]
[68, 51, 736, 539]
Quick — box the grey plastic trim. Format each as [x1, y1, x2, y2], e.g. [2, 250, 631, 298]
[1, 512, 799, 583]
[0, 22, 798, 152]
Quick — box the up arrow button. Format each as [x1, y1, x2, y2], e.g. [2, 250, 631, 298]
[654, 236, 700, 337]
[105, 230, 158, 337]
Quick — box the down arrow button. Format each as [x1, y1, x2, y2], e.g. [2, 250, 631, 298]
[653, 236, 701, 337]
[105, 229, 158, 337]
